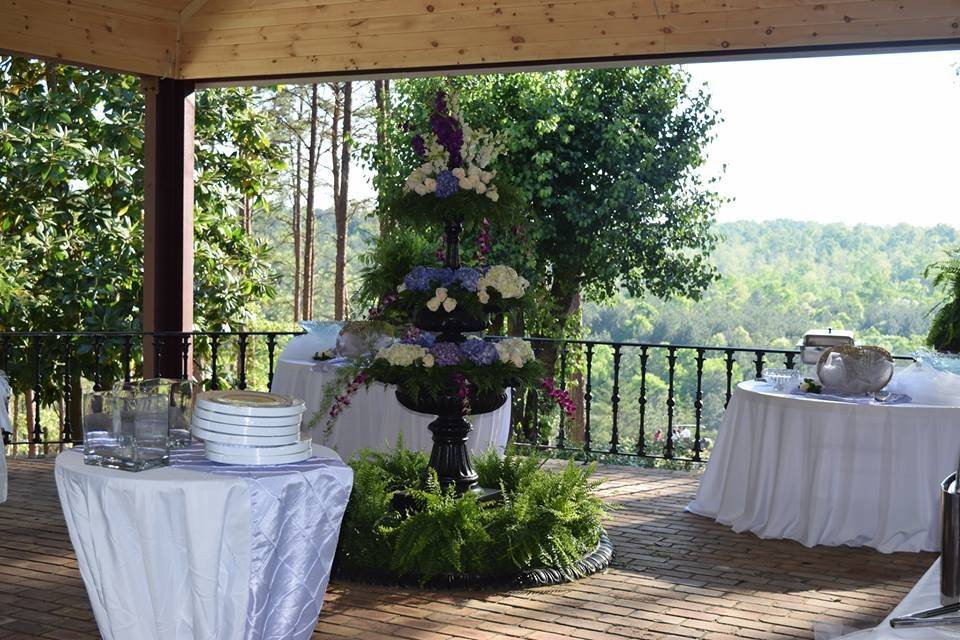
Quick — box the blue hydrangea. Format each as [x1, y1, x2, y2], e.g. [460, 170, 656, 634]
[403, 266, 457, 292]
[453, 267, 481, 291]
[430, 342, 462, 366]
[434, 170, 460, 199]
[459, 339, 498, 366]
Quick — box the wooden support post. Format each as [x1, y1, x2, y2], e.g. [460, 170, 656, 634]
[142, 76, 195, 379]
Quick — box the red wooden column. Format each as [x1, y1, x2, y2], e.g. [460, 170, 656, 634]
[142, 77, 195, 378]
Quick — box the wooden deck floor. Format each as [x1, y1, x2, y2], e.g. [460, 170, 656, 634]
[0, 456, 935, 640]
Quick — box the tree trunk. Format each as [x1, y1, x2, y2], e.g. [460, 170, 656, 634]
[242, 194, 252, 234]
[292, 139, 302, 322]
[301, 84, 319, 321]
[374, 79, 390, 237]
[333, 82, 352, 321]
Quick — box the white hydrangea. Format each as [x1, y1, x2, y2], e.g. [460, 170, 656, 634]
[477, 265, 529, 301]
[494, 338, 535, 368]
[376, 343, 430, 367]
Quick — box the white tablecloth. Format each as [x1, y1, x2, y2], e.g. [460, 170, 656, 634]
[688, 380, 960, 553]
[271, 356, 512, 461]
[839, 560, 951, 639]
[55, 444, 353, 640]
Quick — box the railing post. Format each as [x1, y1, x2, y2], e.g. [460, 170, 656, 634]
[32, 335, 43, 448]
[665, 346, 677, 460]
[754, 351, 765, 379]
[785, 351, 796, 370]
[693, 348, 705, 462]
[557, 342, 567, 450]
[637, 345, 649, 457]
[237, 333, 249, 390]
[266, 333, 278, 391]
[210, 334, 220, 390]
[724, 349, 735, 408]
[181, 333, 191, 379]
[584, 342, 593, 454]
[92, 335, 103, 392]
[609, 344, 622, 454]
[63, 337, 73, 445]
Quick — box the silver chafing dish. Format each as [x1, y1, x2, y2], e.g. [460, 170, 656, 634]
[796, 328, 855, 366]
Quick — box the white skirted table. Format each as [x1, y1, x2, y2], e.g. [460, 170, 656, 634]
[271, 355, 512, 461]
[55, 444, 353, 640]
[688, 380, 960, 553]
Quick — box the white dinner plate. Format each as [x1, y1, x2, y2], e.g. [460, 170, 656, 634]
[196, 390, 305, 418]
[191, 414, 301, 437]
[193, 405, 303, 427]
[203, 440, 313, 466]
[204, 437, 311, 457]
[191, 425, 302, 447]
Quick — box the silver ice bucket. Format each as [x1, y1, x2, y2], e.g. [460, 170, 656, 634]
[942, 472, 960, 602]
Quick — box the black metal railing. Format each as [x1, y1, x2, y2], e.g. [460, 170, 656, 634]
[0, 331, 302, 452]
[508, 338, 914, 465]
[0, 331, 913, 464]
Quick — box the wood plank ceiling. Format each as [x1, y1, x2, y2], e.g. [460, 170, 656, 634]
[1, 0, 958, 82]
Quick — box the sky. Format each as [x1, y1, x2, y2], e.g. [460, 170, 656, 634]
[349, 50, 960, 228]
[683, 50, 960, 227]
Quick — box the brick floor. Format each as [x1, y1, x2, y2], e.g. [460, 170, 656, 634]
[0, 457, 935, 640]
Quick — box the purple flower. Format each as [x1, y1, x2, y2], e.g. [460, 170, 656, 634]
[430, 342, 462, 366]
[411, 134, 426, 157]
[459, 339, 498, 366]
[430, 92, 463, 168]
[453, 267, 481, 291]
[403, 266, 435, 292]
[435, 170, 459, 199]
[401, 328, 437, 348]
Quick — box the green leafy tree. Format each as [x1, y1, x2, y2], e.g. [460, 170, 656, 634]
[925, 247, 960, 352]
[0, 57, 283, 397]
[373, 69, 720, 346]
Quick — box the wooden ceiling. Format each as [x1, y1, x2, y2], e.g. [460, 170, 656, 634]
[1, 0, 959, 82]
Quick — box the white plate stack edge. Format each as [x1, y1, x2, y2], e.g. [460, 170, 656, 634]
[191, 390, 311, 465]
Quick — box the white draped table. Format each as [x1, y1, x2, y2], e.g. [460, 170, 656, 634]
[688, 380, 960, 553]
[271, 355, 512, 461]
[55, 444, 353, 640]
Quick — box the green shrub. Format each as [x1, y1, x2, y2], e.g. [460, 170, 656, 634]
[335, 445, 608, 582]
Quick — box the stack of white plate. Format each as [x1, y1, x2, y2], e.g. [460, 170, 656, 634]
[191, 390, 310, 465]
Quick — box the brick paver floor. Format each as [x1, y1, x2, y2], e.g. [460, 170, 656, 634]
[0, 456, 935, 639]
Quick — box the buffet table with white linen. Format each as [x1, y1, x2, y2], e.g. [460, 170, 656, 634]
[272, 355, 512, 460]
[55, 443, 353, 640]
[688, 380, 960, 553]
[838, 560, 951, 639]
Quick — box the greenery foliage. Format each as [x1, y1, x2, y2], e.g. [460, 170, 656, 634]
[925, 246, 960, 353]
[335, 446, 607, 582]
[0, 57, 283, 394]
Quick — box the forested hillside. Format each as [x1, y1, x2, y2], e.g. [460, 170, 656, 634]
[586, 220, 958, 353]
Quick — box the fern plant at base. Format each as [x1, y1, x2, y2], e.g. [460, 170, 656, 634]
[333, 445, 611, 587]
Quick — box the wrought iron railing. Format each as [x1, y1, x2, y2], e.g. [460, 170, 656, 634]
[0, 331, 913, 463]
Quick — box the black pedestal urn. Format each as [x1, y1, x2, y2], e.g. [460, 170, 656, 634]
[396, 388, 506, 493]
[397, 217, 507, 494]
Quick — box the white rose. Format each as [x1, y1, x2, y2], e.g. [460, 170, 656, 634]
[424, 178, 437, 192]
[413, 184, 428, 195]
[452, 167, 466, 179]
[458, 177, 472, 189]
[422, 354, 435, 368]
[426, 298, 441, 312]
[486, 189, 499, 202]
[442, 297, 457, 312]
[435, 287, 447, 302]
[477, 290, 490, 304]
[475, 182, 487, 194]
